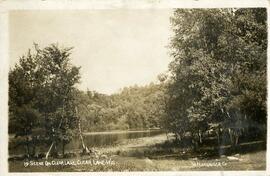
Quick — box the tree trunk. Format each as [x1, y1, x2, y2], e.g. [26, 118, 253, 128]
[76, 107, 91, 154]
[193, 140, 198, 151]
[228, 128, 238, 148]
[25, 137, 30, 158]
[79, 121, 90, 154]
[166, 131, 169, 140]
[53, 142, 58, 158]
[235, 135, 239, 146]
[45, 142, 55, 159]
[191, 133, 199, 151]
[216, 131, 220, 145]
[32, 143, 36, 157]
[198, 131, 202, 144]
[62, 141, 65, 157]
[179, 134, 182, 141]
[45, 107, 64, 159]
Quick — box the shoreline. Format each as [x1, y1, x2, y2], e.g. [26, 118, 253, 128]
[83, 129, 162, 135]
[8, 133, 266, 171]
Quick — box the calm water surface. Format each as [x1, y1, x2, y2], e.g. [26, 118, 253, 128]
[67, 130, 163, 149]
[9, 130, 163, 155]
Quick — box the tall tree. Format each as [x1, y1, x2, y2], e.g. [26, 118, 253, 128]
[166, 8, 267, 146]
[9, 49, 43, 157]
[9, 44, 81, 158]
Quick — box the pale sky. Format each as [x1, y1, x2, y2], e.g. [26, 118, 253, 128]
[9, 10, 173, 94]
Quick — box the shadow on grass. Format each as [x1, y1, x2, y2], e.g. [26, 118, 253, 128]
[118, 137, 266, 160]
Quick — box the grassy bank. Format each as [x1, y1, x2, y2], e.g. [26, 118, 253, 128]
[9, 134, 266, 171]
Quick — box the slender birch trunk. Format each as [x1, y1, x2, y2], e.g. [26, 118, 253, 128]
[76, 107, 91, 154]
[45, 142, 55, 159]
[45, 107, 64, 159]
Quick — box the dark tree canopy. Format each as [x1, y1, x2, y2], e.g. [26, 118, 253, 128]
[9, 44, 81, 156]
[165, 8, 267, 145]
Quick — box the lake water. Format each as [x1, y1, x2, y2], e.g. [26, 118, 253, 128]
[9, 130, 163, 156]
[66, 130, 163, 149]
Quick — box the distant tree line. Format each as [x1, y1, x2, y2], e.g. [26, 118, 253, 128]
[75, 82, 166, 132]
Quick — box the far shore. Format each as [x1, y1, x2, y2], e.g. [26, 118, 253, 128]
[9, 128, 163, 138]
[83, 128, 162, 135]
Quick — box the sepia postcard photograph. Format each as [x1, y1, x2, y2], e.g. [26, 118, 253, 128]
[0, 0, 269, 175]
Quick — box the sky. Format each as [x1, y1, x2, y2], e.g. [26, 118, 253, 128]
[9, 10, 173, 94]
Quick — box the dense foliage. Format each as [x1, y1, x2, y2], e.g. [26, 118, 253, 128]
[165, 8, 267, 147]
[9, 44, 81, 157]
[75, 82, 166, 132]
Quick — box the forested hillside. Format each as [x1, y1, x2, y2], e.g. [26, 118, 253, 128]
[76, 82, 167, 131]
